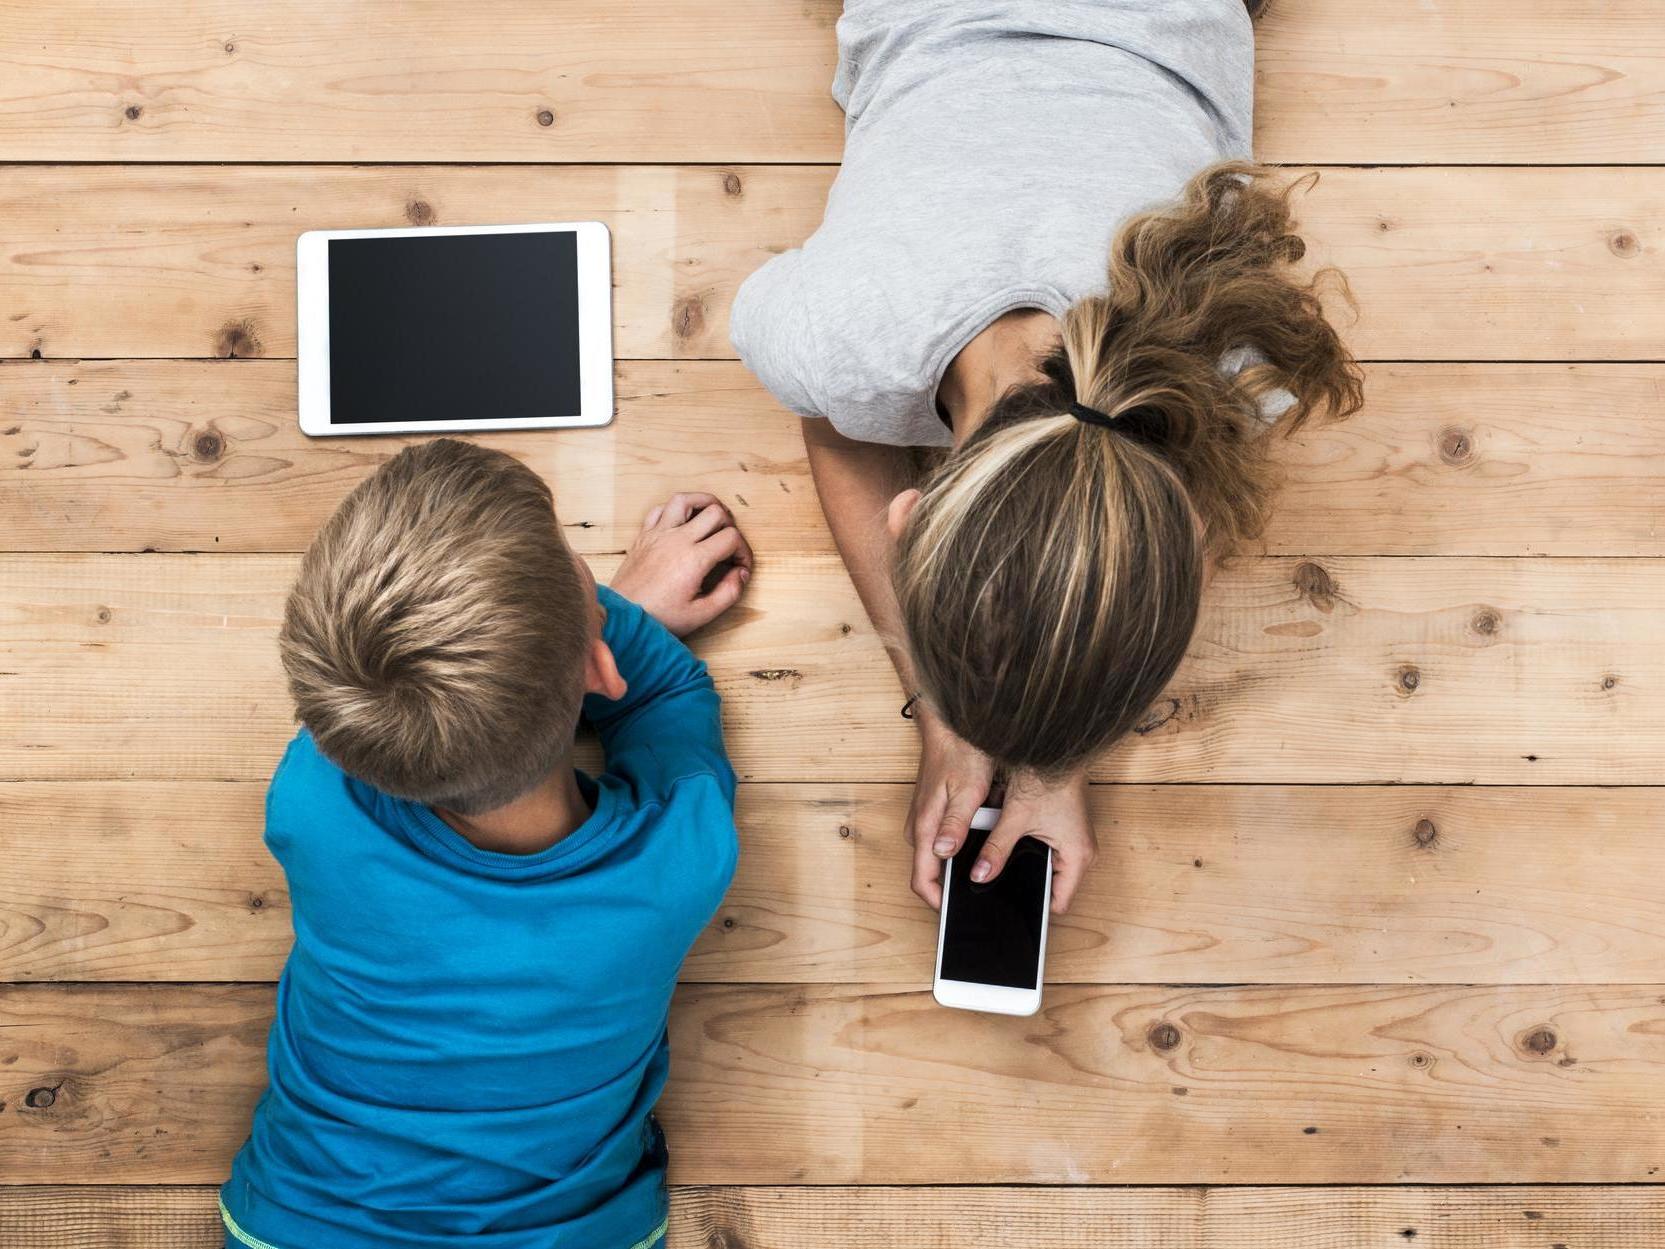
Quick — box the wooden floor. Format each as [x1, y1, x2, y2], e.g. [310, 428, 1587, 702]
[2, 1, 1664, 1244]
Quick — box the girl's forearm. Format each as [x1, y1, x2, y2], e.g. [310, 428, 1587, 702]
[799, 417, 920, 690]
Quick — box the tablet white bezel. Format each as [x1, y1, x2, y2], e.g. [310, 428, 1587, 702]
[296, 220, 614, 437]
[932, 806, 1052, 1017]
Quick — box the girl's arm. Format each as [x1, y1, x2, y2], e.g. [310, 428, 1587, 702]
[801, 419, 987, 905]
[799, 417, 917, 684]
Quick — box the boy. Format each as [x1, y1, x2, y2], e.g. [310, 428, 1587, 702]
[220, 439, 753, 1249]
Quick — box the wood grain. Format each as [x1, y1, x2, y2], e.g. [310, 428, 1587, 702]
[1298, 167, 1665, 363]
[2, 1, 1661, 163]
[5, 1185, 1665, 1249]
[1253, 0, 1665, 164]
[1, 553, 1658, 786]
[3, 166, 1662, 362]
[6, 362, 1665, 558]
[664, 982, 1665, 1185]
[0, 361, 818, 557]
[0, 0, 847, 165]
[4, 0, 1660, 1231]
[0, 164, 831, 362]
[6, 782, 1665, 988]
[2, 982, 1663, 1184]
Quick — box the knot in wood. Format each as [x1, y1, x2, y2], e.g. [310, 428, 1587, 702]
[1396, 664, 1421, 695]
[1413, 818, 1438, 848]
[673, 295, 707, 341]
[1133, 696, 1183, 736]
[1608, 230, 1639, 258]
[215, 319, 262, 359]
[192, 430, 224, 462]
[1521, 1027, 1558, 1055]
[1438, 427, 1475, 466]
[722, 173, 743, 197]
[1408, 1050, 1433, 1069]
[1469, 609, 1500, 636]
[405, 199, 435, 226]
[124, 105, 143, 121]
[24, 1086, 56, 1109]
[1148, 1022, 1181, 1052]
[536, 109, 556, 127]
[1292, 560, 1337, 612]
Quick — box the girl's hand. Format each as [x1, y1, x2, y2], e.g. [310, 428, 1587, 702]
[905, 708, 996, 909]
[610, 493, 753, 637]
[905, 711, 1098, 914]
[971, 768, 1097, 915]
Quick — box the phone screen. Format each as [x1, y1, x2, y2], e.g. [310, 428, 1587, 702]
[940, 826, 1049, 989]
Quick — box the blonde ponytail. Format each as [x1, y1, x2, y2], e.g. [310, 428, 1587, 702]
[892, 162, 1362, 776]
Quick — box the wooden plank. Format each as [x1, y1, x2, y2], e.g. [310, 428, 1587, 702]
[1253, 0, 1665, 164]
[7, 782, 1665, 988]
[0, 361, 821, 557]
[5, 1185, 1665, 1249]
[0, 0, 847, 165]
[0, 553, 1659, 786]
[0, 165, 831, 362]
[2, 167, 1662, 362]
[1, 1, 1660, 164]
[1299, 167, 1665, 363]
[1271, 363, 1665, 559]
[6, 362, 1665, 558]
[2, 983, 1663, 1184]
[0, 985, 271, 1185]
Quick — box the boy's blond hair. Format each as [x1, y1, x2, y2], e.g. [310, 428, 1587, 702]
[279, 439, 590, 814]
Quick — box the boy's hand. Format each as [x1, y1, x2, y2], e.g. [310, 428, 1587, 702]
[610, 493, 753, 637]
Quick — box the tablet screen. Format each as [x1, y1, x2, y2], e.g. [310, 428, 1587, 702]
[326, 232, 582, 425]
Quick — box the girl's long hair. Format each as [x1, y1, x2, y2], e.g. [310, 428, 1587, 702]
[892, 162, 1364, 776]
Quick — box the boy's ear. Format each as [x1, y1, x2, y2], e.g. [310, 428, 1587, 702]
[583, 638, 628, 701]
[886, 488, 923, 541]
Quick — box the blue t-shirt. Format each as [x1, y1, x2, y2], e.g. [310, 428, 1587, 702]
[220, 587, 738, 1249]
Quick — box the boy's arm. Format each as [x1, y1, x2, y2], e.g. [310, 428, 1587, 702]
[584, 584, 734, 802]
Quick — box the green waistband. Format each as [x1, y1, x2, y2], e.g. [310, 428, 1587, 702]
[220, 1195, 669, 1249]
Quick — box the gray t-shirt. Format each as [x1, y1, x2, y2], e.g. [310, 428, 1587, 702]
[729, 0, 1257, 448]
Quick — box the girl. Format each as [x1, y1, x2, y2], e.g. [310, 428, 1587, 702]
[731, 0, 1361, 914]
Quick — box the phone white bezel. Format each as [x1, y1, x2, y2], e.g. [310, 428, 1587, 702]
[296, 220, 614, 437]
[932, 806, 1052, 1016]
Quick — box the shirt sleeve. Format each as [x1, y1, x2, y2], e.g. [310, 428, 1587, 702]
[582, 585, 737, 806]
[1218, 345, 1297, 424]
[729, 253, 827, 419]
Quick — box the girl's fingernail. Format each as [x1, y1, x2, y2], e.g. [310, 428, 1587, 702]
[932, 836, 955, 856]
[740, 567, 750, 582]
[971, 859, 991, 883]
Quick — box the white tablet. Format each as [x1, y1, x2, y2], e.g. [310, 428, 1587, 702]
[296, 222, 613, 437]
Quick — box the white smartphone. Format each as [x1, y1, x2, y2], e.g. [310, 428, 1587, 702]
[296, 220, 614, 437]
[932, 806, 1052, 1016]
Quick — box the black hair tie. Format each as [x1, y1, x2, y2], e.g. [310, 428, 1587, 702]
[1069, 401, 1168, 448]
[1068, 401, 1118, 429]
